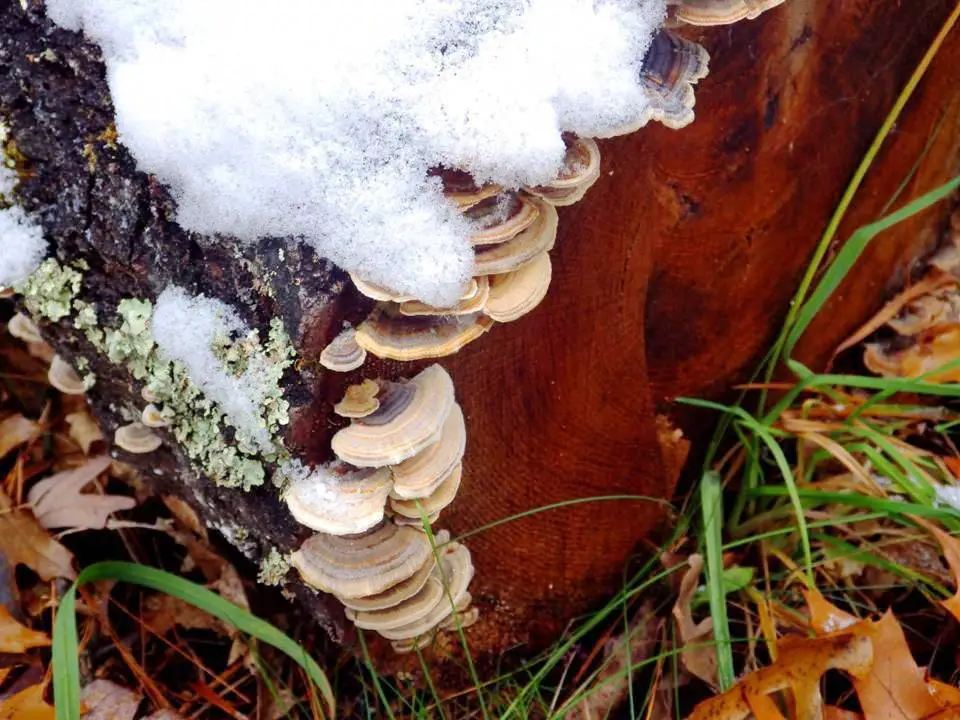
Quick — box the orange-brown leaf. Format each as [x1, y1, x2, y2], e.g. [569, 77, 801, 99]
[0, 606, 49, 653]
[805, 588, 953, 720]
[0, 488, 75, 581]
[0, 685, 55, 720]
[688, 633, 872, 720]
[930, 527, 960, 622]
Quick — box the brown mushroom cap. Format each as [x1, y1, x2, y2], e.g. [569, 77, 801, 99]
[464, 193, 541, 246]
[526, 136, 601, 207]
[141, 404, 170, 428]
[376, 541, 475, 641]
[114, 422, 163, 454]
[390, 462, 462, 520]
[434, 168, 502, 210]
[331, 364, 456, 467]
[337, 553, 437, 612]
[390, 632, 438, 654]
[320, 328, 368, 373]
[483, 251, 552, 323]
[355, 305, 493, 362]
[8, 313, 44, 344]
[391, 403, 466, 499]
[291, 522, 432, 599]
[668, 0, 786, 26]
[48, 355, 87, 396]
[346, 574, 444, 631]
[285, 463, 394, 535]
[348, 273, 416, 303]
[473, 198, 558, 276]
[399, 277, 490, 317]
[334, 379, 381, 419]
[438, 606, 480, 632]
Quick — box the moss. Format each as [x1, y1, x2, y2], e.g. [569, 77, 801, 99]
[257, 547, 292, 586]
[18, 259, 82, 321]
[18, 260, 296, 492]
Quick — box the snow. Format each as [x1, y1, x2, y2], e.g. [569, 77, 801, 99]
[152, 286, 276, 453]
[0, 206, 48, 289]
[46, 0, 666, 305]
[935, 484, 960, 513]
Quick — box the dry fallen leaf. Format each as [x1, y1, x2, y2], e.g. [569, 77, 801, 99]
[65, 411, 105, 456]
[673, 554, 718, 690]
[80, 679, 142, 720]
[688, 632, 872, 720]
[929, 526, 960, 623]
[0, 684, 54, 720]
[0, 489, 75, 581]
[0, 605, 49, 654]
[27, 455, 135, 530]
[0, 414, 39, 461]
[806, 588, 959, 720]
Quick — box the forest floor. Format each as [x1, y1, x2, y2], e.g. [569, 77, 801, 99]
[3, 11, 960, 720]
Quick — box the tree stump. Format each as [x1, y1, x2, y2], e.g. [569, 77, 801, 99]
[1, 0, 959, 667]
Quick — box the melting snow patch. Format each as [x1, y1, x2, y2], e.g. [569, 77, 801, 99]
[152, 286, 278, 453]
[0, 206, 48, 289]
[46, 0, 666, 305]
[936, 484, 960, 513]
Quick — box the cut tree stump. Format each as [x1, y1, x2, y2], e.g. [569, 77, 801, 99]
[1, 0, 959, 668]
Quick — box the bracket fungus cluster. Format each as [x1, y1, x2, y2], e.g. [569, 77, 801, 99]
[322, 25, 714, 369]
[285, 365, 476, 651]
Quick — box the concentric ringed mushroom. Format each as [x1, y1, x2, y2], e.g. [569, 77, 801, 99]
[355, 307, 493, 362]
[389, 463, 463, 521]
[391, 403, 466, 500]
[465, 193, 541, 246]
[483, 252, 552, 323]
[473, 198, 558, 276]
[526, 136, 601, 207]
[334, 379, 381, 419]
[48, 355, 87, 396]
[668, 0, 786, 26]
[285, 463, 393, 535]
[331, 365, 455, 467]
[320, 328, 368, 372]
[346, 575, 444, 631]
[399, 277, 490, 317]
[114, 422, 163, 454]
[291, 522, 431, 599]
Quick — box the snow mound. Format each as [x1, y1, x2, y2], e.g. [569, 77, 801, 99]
[152, 286, 278, 453]
[0, 206, 48, 289]
[48, 0, 666, 305]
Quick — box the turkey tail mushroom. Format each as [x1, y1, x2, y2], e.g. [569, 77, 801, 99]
[668, 0, 787, 26]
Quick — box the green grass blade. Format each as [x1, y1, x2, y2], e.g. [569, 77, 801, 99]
[785, 177, 960, 355]
[700, 471, 734, 690]
[53, 561, 335, 720]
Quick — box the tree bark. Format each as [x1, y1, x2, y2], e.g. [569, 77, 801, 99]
[2, 0, 959, 668]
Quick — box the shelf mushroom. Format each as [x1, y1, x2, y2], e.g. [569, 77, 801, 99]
[291, 521, 432, 600]
[285, 463, 393, 535]
[355, 306, 493, 362]
[320, 328, 367, 373]
[390, 404, 466, 500]
[331, 364, 455, 467]
[114, 422, 163, 454]
[667, 0, 786, 26]
[48, 355, 87, 396]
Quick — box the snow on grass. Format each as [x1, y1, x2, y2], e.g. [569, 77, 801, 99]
[152, 286, 281, 454]
[47, 0, 666, 305]
[0, 206, 48, 289]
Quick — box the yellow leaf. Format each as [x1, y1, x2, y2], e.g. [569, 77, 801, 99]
[0, 605, 49, 654]
[0, 685, 55, 720]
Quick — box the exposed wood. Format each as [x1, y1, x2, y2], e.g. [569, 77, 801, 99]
[2, 0, 959, 670]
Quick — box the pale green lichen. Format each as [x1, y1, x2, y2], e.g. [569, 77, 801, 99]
[18, 259, 296, 492]
[257, 547, 292, 586]
[18, 259, 82, 321]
